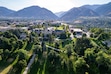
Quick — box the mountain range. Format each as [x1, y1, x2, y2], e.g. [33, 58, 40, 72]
[0, 6, 58, 20]
[60, 7, 99, 21]
[95, 2, 111, 16]
[0, 7, 15, 17]
[0, 2, 111, 21]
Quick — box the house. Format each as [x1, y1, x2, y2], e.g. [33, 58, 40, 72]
[33, 27, 55, 36]
[102, 40, 111, 47]
[69, 28, 83, 38]
[44, 27, 55, 35]
[20, 33, 27, 40]
[0, 26, 16, 32]
[33, 28, 44, 34]
[54, 30, 65, 36]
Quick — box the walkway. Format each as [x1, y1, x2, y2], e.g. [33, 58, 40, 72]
[46, 45, 61, 52]
[23, 54, 36, 74]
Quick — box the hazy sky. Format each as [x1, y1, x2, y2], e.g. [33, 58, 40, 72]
[0, 0, 111, 12]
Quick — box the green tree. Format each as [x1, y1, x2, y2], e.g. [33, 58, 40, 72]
[90, 28, 103, 38]
[74, 38, 93, 56]
[55, 41, 60, 49]
[59, 33, 67, 39]
[64, 44, 74, 57]
[3, 49, 10, 60]
[75, 57, 87, 74]
[96, 51, 111, 74]
[16, 49, 29, 61]
[97, 33, 110, 41]
[46, 50, 61, 74]
[0, 49, 3, 61]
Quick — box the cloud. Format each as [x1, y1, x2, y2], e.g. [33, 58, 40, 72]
[33, 0, 75, 12]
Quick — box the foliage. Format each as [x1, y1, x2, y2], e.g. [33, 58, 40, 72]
[59, 33, 67, 39]
[74, 38, 93, 55]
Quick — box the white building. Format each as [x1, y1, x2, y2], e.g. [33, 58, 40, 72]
[33, 27, 55, 35]
[69, 28, 83, 38]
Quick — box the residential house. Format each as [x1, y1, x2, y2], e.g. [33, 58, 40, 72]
[69, 28, 83, 38]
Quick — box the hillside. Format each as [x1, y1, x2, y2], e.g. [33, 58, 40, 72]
[9, 6, 58, 20]
[82, 5, 101, 10]
[60, 7, 99, 21]
[0, 7, 15, 17]
[95, 2, 111, 16]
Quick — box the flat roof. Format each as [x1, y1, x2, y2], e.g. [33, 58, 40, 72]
[70, 28, 83, 32]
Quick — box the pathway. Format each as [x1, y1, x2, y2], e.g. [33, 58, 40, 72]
[23, 54, 36, 74]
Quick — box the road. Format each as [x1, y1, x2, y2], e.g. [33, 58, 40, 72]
[23, 54, 36, 74]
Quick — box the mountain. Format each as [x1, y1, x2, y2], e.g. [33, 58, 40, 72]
[55, 11, 66, 17]
[60, 7, 99, 21]
[95, 2, 111, 16]
[0, 6, 15, 17]
[82, 5, 101, 10]
[9, 6, 58, 20]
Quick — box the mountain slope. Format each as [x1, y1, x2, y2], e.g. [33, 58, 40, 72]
[10, 6, 58, 20]
[55, 11, 66, 17]
[0, 6, 15, 16]
[60, 7, 99, 21]
[82, 5, 101, 10]
[95, 2, 111, 16]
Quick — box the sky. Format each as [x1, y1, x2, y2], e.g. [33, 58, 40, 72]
[0, 0, 111, 13]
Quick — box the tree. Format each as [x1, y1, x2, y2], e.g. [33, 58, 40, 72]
[64, 44, 74, 57]
[3, 49, 10, 60]
[85, 48, 96, 64]
[18, 59, 27, 68]
[9, 29, 21, 38]
[96, 51, 111, 74]
[75, 57, 87, 74]
[0, 49, 3, 61]
[90, 28, 103, 38]
[0, 37, 12, 50]
[48, 34, 54, 44]
[55, 42, 59, 49]
[46, 50, 61, 74]
[41, 41, 46, 52]
[0, 55, 2, 61]
[59, 33, 67, 39]
[14, 59, 27, 74]
[82, 33, 87, 38]
[74, 38, 93, 56]
[16, 49, 29, 61]
[84, 48, 99, 74]
[97, 33, 110, 41]
[0, 49, 3, 54]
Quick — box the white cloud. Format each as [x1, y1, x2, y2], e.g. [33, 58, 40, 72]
[33, 0, 75, 12]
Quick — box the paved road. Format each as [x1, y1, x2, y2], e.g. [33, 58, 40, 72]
[23, 54, 36, 74]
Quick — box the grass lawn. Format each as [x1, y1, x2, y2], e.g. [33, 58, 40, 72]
[25, 43, 34, 51]
[0, 56, 18, 74]
[22, 41, 28, 49]
[0, 61, 12, 73]
[54, 26, 64, 30]
[25, 43, 34, 56]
